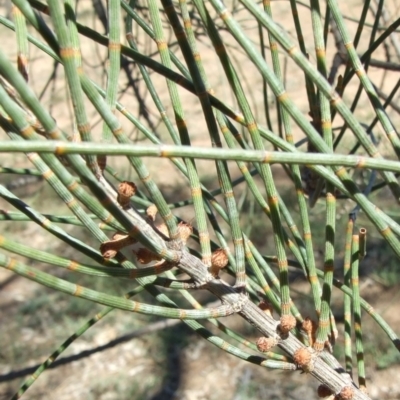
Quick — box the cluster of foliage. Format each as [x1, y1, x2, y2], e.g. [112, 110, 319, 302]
[0, 0, 400, 399]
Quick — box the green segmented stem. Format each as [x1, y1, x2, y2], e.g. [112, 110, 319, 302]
[328, 0, 400, 162]
[236, 0, 400, 201]
[275, 198, 307, 272]
[12, 4, 29, 81]
[202, 187, 304, 322]
[0, 184, 120, 266]
[258, 24, 273, 131]
[210, 133, 247, 283]
[11, 285, 145, 400]
[0, 210, 115, 231]
[351, 235, 366, 389]
[288, 0, 317, 110]
[211, 318, 289, 362]
[219, 116, 307, 272]
[314, 192, 336, 351]
[186, 317, 296, 371]
[0, 235, 174, 279]
[64, 0, 81, 67]
[246, 239, 303, 322]
[11, 0, 59, 51]
[204, 0, 291, 317]
[147, 0, 210, 255]
[78, 73, 179, 242]
[0, 13, 58, 67]
[262, 0, 284, 138]
[194, 0, 305, 286]
[121, 0, 192, 81]
[163, 0, 244, 278]
[263, 0, 320, 311]
[359, 228, 367, 259]
[124, 4, 181, 150]
[244, 240, 280, 311]
[47, 0, 99, 175]
[205, 0, 400, 266]
[261, 6, 309, 255]
[346, 79, 400, 156]
[178, 0, 246, 286]
[290, 251, 400, 353]
[309, 0, 336, 350]
[322, 3, 330, 46]
[0, 166, 42, 176]
[333, 5, 399, 149]
[343, 218, 354, 376]
[0, 53, 126, 234]
[3, 129, 120, 249]
[101, 0, 120, 143]
[329, 0, 370, 143]
[341, 16, 400, 88]
[0, 253, 236, 319]
[0, 2, 399, 397]
[6, 137, 400, 263]
[64, 0, 85, 142]
[3, 4, 178, 251]
[4, 140, 400, 175]
[159, 257, 290, 364]
[226, 121, 309, 263]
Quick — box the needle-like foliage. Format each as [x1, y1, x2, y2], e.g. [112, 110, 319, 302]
[0, 0, 400, 398]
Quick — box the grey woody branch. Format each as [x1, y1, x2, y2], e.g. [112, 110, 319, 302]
[104, 177, 370, 400]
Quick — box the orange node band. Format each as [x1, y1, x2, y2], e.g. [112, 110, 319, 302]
[73, 284, 83, 296]
[67, 260, 79, 271]
[6, 258, 17, 270]
[59, 47, 75, 58]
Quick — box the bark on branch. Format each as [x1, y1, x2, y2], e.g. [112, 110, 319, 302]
[103, 177, 371, 399]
